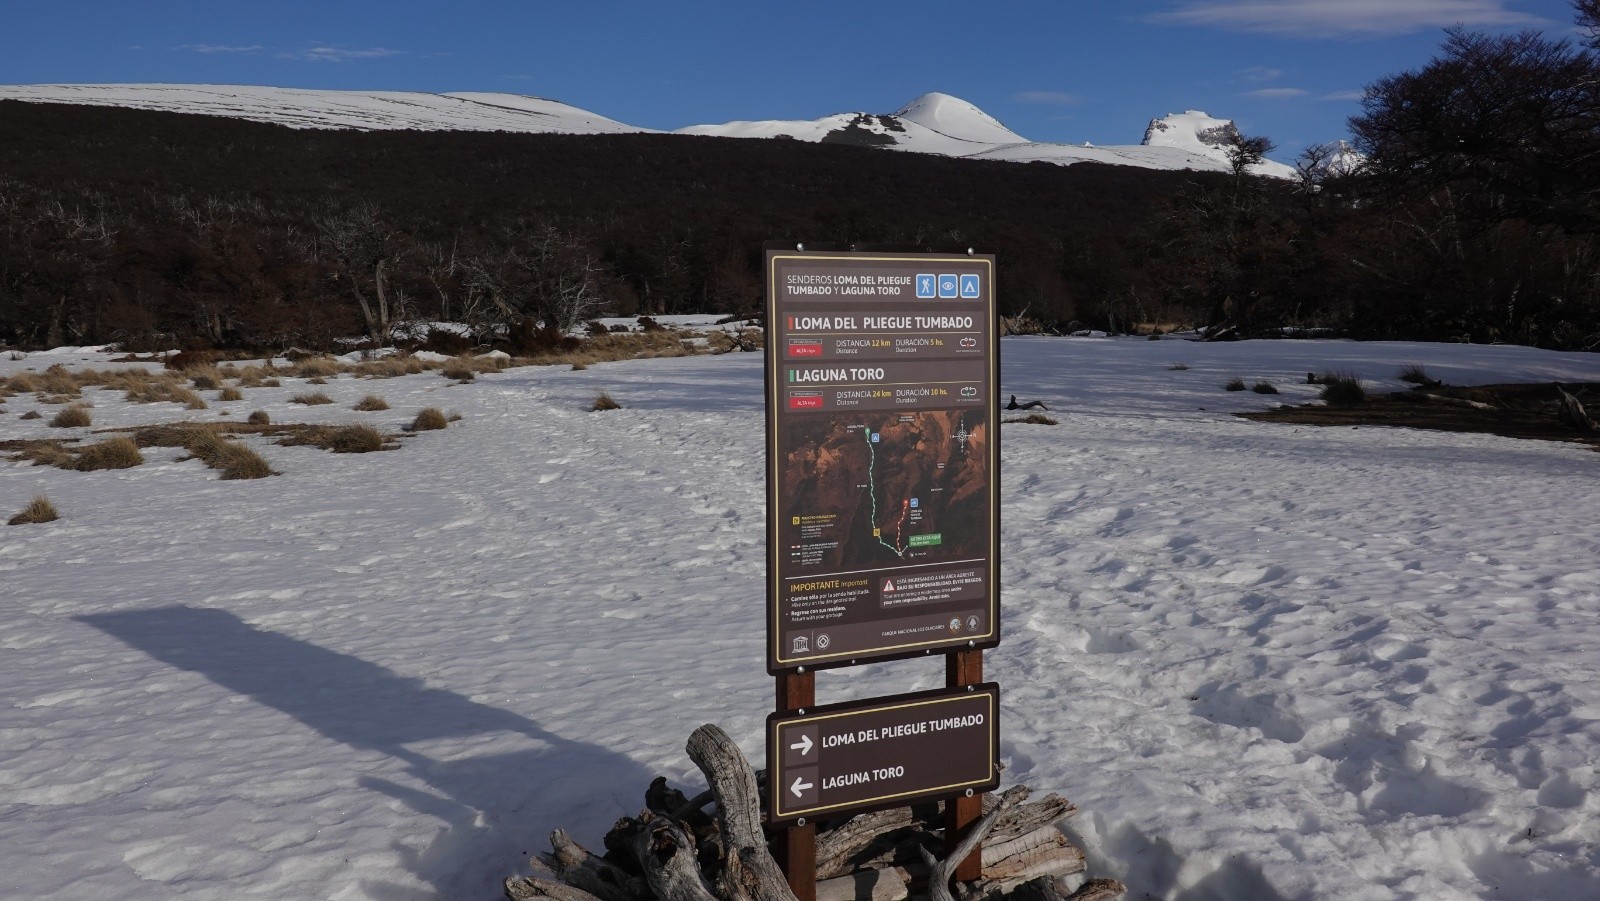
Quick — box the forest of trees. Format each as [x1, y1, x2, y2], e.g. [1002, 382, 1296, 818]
[1, 2, 1596, 352]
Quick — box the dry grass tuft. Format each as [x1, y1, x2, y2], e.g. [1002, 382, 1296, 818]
[348, 356, 429, 379]
[215, 444, 275, 479]
[164, 350, 217, 372]
[307, 376, 328, 385]
[1225, 377, 1247, 392]
[232, 364, 282, 388]
[410, 407, 449, 431]
[9, 495, 59, 525]
[247, 410, 270, 425]
[1252, 381, 1280, 395]
[590, 391, 621, 411]
[49, 405, 92, 428]
[1167, 363, 1191, 371]
[124, 376, 208, 409]
[291, 392, 334, 406]
[1320, 373, 1367, 406]
[74, 437, 144, 471]
[290, 357, 343, 379]
[36, 364, 82, 397]
[304, 424, 387, 453]
[177, 428, 275, 479]
[19, 410, 42, 420]
[1398, 363, 1432, 385]
[441, 364, 476, 382]
[9, 440, 73, 467]
[219, 386, 244, 402]
[354, 394, 390, 411]
[1004, 413, 1059, 425]
[5, 372, 39, 393]
[189, 367, 224, 391]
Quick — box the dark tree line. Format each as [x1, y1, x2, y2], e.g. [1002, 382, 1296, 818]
[1, 4, 1597, 352]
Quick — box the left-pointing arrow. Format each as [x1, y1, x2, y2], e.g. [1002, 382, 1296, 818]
[790, 776, 814, 798]
[789, 734, 814, 756]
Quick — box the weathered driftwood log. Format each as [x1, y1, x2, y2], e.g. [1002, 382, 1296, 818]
[815, 806, 937, 879]
[1416, 392, 1496, 411]
[815, 867, 910, 901]
[984, 789, 1077, 845]
[1557, 386, 1596, 432]
[980, 826, 1085, 884]
[1009, 876, 1127, 901]
[917, 791, 1016, 901]
[626, 813, 721, 901]
[687, 724, 798, 901]
[542, 829, 649, 901]
[506, 874, 609, 901]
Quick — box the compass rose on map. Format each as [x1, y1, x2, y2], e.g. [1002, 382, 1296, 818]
[951, 420, 972, 452]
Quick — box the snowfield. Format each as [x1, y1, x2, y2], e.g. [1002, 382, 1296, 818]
[2, 337, 1598, 900]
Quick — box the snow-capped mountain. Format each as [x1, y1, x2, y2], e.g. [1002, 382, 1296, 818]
[0, 83, 647, 134]
[1310, 139, 1365, 177]
[681, 92, 1294, 176]
[0, 83, 1296, 177]
[1142, 110, 1297, 178]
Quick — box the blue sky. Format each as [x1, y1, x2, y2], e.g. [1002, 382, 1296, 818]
[1, 1, 1584, 158]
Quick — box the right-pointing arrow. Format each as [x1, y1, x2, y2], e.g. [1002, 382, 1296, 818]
[790, 776, 813, 798]
[789, 734, 813, 756]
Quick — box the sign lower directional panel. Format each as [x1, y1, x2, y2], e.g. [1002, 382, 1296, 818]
[767, 684, 1000, 825]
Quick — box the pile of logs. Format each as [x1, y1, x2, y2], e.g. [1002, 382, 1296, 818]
[506, 725, 1123, 901]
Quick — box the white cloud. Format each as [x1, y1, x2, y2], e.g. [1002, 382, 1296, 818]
[1238, 66, 1284, 83]
[1012, 90, 1084, 106]
[177, 44, 265, 54]
[281, 46, 404, 63]
[1321, 90, 1367, 101]
[1245, 87, 1310, 98]
[1149, 0, 1548, 37]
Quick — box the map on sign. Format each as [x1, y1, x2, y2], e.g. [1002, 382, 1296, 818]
[765, 249, 999, 672]
[777, 411, 987, 570]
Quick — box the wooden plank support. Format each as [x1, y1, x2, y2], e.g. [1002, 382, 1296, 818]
[944, 650, 985, 884]
[775, 670, 817, 901]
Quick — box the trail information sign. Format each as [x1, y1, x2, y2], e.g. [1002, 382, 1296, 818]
[765, 248, 999, 673]
[767, 683, 1001, 825]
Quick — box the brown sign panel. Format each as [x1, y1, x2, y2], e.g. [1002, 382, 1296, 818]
[767, 683, 1000, 825]
[765, 249, 1000, 673]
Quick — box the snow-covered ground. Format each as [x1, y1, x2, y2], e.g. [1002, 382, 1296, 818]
[2, 337, 1598, 900]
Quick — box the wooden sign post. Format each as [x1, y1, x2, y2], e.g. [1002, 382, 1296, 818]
[775, 670, 817, 901]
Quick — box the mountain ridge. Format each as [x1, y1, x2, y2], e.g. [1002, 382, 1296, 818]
[0, 82, 1296, 177]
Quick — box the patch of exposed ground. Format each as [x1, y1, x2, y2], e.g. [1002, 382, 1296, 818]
[1243, 382, 1600, 450]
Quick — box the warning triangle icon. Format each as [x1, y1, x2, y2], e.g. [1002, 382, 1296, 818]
[883, 580, 895, 592]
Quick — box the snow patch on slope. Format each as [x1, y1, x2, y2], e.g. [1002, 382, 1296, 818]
[893, 92, 1028, 145]
[0, 84, 649, 134]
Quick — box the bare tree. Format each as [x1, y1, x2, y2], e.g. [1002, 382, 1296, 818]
[1223, 132, 1276, 180]
[1578, 0, 1600, 48]
[315, 202, 405, 345]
